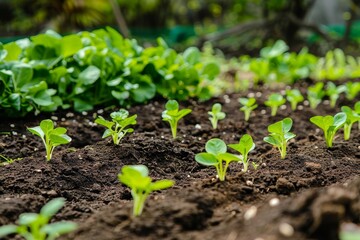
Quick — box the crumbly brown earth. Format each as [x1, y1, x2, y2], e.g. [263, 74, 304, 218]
[0, 82, 359, 240]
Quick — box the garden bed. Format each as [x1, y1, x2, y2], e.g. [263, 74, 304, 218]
[0, 82, 359, 240]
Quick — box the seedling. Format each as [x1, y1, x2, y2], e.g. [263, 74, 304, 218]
[307, 82, 325, 109]
[28, 119, 71, 161]
[345, 82, 360, 101]
[252, 161, 260, 171]
[0, 154, 22, 166]
[264, 93, 286, 116]
[118, 165, 174, 216]
[326, 82, 346, 108]
[263, 118, 296, 159]
[208, 103, 226, 129]
[341, 106, 360, 140]
[162, 100, 192, 139]
[0, 198, 77, 240]
[310, 112, 347, 148]
[95, 109, 137, 145]
[286, 89, 304, 111]
[228, 134, 255, 172]
[239, 97, 258, 121]
[195, 138, 240, 181]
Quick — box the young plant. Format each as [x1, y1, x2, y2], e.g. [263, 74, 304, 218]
[286, 89, 304, 111]
[0, 154, 22, 166]
[263, 118, 296, 159]
[239, 97, 258, 121]
[307, 82, 325, 109]
[228, 134, 255, 172]
[162, 100, 192, 139]
[0, 198, 77, 240]
[95, 109, 137, 145]
[208, 103, 226, 129]
[310, 112, 347, 148]
[341, 106, 360, 140]
[118, 165, 174, 216]
[28, 119, 71, 161]
[195, 138, 240, 181]
[326, 82, 346, 108]
[264, 93, 286, 116]
[345, 82, 360, 101]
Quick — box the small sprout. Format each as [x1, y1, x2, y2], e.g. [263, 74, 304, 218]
[341, 106, 360, 140]
[326, 82, 346, 108]
[162, 100, 192, 139]
[228, 134, 255, 172]
[307, 82, 325, 109]
[0, 154, 22, 166]
[239, 97, 258, 121]
[264, 93, 286, 116]
[310, 112, 347, 148]
[252, 161, 260, 171]
[0, 198, 77, 240]
[263, 118, 296, 159]
[345, 82, 360, 101]
[118, 165, 174, 216]
[355, 101, 360, 130]
[28, 119, 71, 161]
[195, 138, 240, 181]
[208, 103, 226, 129]
[285, 89, 304, 111]
[95, 109, 137, 145]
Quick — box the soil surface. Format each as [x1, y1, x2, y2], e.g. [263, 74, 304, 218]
[1, 81, 360, 240]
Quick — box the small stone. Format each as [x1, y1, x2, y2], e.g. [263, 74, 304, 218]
[97, 109, 104, 114]
[261, 110, 266, 115]
[246, 180, 253, 186]
[303, 100, 309, 106]
[297, 105, 304, 110]
[255, 92, 262, 97]
[66, 112, 74, 118]
[195, 124, 202, 129]
[244, 206, 257, 220]
[82, 111, 88, 116]
[269, 198, 280, 207]
[47, 190, 58, 196]
[279, 222, 294, 237]
[35, 169, 42, 173]
[10, 124, 15, 128]
[305, 162, 322, 173]
[51, 116, 58, 121]
[247, 92, 255, 98]
[280, 105, 287, 110]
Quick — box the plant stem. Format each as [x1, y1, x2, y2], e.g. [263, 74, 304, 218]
[280, 142, 287, 159]
[271, 106, 278, 116]
[244, 110, 250, 121]
[291, 102, 297, 111]
[344, 123, 352, 140]
[211, 118, 217, 129]
[132, 191, 148, 216]
[170, 121, 178, 139]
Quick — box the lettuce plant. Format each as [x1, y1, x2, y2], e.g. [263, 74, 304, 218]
[95, 109, 137, 145]
[0, 198, 77, 240]
[345, 82, 360, 101]
[228, 134, 255, 172]
[208, 103, 226, 129]
[118, 165, 174, 216]
[195, 138, 240, 181]
[239, 97, 258, 121]
[310, 112, 347, 148]
[28, 119, 71, 161]
[263, 118, 296, 159]
[162, 100, 192, 139]
[307, 82, 325, 109]
[326, 82, 346, 108]
[286, 89, 304, 111]
[341, 106, 360, 140]
[264, 93, 286, 116]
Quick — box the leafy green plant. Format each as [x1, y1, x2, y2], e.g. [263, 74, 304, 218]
[0, 198, 77, 240]
[208, 103, 226, 129]
[27, 119, 71, 161]
[195, 138, 240, 181]
[263, 118, 296, 159]
[341, 106, 360, 140]
[310, 112, 347, 148]
[162, 100, 192, 139]
[264, 93, 286, 116]
[326, 82, 346, 108]
[118, 165, 174, 216]
[239, 97, 258, 121]
[286, 89, 304, 111]
[95, 109, 137, 145]
[307, 82, 325, 109]
[228, 134, 255, 172]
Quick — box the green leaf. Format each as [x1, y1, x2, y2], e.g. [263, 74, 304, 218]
[150, 179, 175, 191]
[3, 42, 22, 61]
[42, 221, 77, 236]
[18, 213, 39, 225]
[263, 136, 280, 146]
[229, 134, 255, 155]
[176, 109, 192, 119]
[0, 225, 18, 237]
[333, 112, 347, 128]
[183, 47, 200, 65]
[40, 198, 65, 218]
[205, 138, 227, 155]
[102, 129, 113, 138]
[28, 126, 44, 138]
[95, 117, 114, 129]
[201, 62, 220, 80]
[165, 100, 179, 111]
[50, 134, 72, 145]
[78, 66, 100, 85]
[195, 153, 219, 166]
[218, 152, 240, 162]
[123, 165, 149, 177]
[74, 98, 93, 112]
[52, 127, 67, 135]
[61, 35, 82, 58]
[40, 119, 54, 132]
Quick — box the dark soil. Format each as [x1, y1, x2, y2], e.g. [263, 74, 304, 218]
[1, 83, 360, 240]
